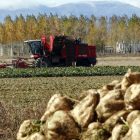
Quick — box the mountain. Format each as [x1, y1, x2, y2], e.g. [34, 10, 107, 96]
[0, 1, 140, 22]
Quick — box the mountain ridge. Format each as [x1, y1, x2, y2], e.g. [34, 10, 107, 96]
[0, 1, 140, 23]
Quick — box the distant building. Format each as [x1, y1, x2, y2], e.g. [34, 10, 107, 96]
[116, 42, 140, 53]
[105, 46, 114, 53]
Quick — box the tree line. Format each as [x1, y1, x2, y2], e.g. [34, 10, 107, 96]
[0, 13, 140, 52]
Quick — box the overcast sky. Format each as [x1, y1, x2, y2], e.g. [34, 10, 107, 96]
[0, 0, 140, 9]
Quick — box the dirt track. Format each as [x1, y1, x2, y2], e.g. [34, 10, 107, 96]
[0, 56, 140, 66]
[96, 57, 140, 66]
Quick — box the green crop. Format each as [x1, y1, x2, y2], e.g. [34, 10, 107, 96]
[0, 66, 139, 78]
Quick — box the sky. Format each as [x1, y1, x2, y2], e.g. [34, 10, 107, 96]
[0, 0, 140, 9]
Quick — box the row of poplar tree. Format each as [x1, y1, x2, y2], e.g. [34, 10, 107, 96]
[0, 13, 140, 52]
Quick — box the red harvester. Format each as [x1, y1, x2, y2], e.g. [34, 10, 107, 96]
[0, 34, 97, 68]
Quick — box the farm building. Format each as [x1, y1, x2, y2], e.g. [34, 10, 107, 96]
[116, 42, 140, 53]
[105, 46, 114, 53]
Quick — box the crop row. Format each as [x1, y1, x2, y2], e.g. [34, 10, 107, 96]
[0, 66, 139, 78]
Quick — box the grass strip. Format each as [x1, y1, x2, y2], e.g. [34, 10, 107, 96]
[0, 66, 139, 78]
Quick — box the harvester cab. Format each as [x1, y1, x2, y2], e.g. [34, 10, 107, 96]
[24, 34, 55, 57]
[23, 34, 55, 68]
[27, 40, 41, 55]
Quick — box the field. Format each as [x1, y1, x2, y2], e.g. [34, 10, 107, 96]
[97, 55, 140, 66]
[1, 54, 140, 139]
[0, 76, 123, 139]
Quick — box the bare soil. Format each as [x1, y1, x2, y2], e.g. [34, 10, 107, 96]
[96, 57, 140, 66]
[0, 54, 140, 66]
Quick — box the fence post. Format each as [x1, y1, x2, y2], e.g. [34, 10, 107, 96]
[136, 43, 138, 53]
[0, 45, 3, 56]
[22, 43, 25, 56]
[10, 44, 13, 56]
[138, 43, 140, 52]
[125, 43, 127, 53]
[134, 43, 136, 53]
[8, 46, 10, 56]
[18, 46, 20, 56]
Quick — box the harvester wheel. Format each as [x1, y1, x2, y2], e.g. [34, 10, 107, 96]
[82, 60, 91, 67]
[35, 58, 51, 68]
[76, 60, 91, 67]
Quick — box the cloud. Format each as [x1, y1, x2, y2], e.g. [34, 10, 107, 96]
[39, 0, 82, 7]
[0, 0, 140, 10]
[0, 0, 82, 9]
[0, 0, 80, 9]
[39, 1, 67, 7]
[0, 0, 39, 10]
[80, 0, 140, 8]
[117, 0, 140, 8]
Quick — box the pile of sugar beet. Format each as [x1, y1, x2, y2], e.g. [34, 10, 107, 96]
[17, 69, 140, 140]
